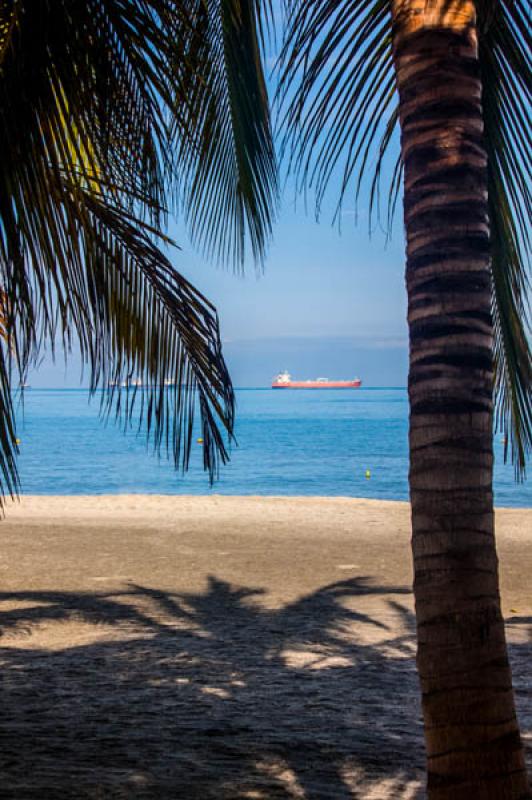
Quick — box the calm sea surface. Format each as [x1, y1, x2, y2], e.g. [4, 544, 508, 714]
[13, 388, 531, 507]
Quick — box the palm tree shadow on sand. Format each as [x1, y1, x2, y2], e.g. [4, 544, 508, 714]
[0, 577, 529, 799]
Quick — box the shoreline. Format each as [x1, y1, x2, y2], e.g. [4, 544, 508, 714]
[5, 493, 531, 509]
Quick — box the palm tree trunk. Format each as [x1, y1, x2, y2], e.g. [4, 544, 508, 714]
[390, 1, 529, 797]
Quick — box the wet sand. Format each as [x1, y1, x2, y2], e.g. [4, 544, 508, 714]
[0, 496, 530, 798]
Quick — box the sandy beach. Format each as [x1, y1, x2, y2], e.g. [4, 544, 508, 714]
[0, 495, 530, 798]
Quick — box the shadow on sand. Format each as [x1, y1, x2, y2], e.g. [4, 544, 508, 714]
[0, 577, 529, 799]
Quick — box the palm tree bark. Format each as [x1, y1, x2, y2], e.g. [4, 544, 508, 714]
[391, 1, 529, 797]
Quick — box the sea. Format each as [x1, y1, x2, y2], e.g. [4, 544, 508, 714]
[12, 388, 532, 507]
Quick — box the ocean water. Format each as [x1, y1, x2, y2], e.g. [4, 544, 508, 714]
[12, 388, 531, 507]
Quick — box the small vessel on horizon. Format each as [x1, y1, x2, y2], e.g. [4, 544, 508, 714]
[107, 378, 145, 389]
[108, 377, 178, 389]
[271, 370, 362, 389]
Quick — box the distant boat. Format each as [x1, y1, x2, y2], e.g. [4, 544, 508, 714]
[107, 378, 145, 388]
[108, 378, 178, 389]
[271, 370, 362, 389]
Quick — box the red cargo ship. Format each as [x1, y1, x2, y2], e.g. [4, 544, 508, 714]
[271, 371, 362, 389]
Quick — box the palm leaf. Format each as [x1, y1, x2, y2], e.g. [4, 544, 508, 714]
[278, 0, 531, 475]
[277, 0, 395, 227]
[0, 0, 276, 502]
[477, 0, 532, 475]
[73, 189, 235, 476]
[179, 0, 278, 268]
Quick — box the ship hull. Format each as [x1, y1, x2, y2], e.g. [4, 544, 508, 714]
[272, 380, 362, 389]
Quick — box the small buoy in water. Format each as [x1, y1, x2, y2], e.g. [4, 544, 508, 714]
[15, 438, 21, 445]
[365, 469, 371, 479]
[197, 437, 203, 444]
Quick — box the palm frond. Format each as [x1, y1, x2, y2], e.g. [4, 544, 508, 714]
[0, 0, 276, 501]
[278, 0, 531, 476]
[180, 0, 278, 268]
[74, 190, 235, 477]
[0, 0, 18, 67]
[0, 167, 235, 497]
[277, 0, 397, 228]
[477, 0, 532, 475]
[0, 350, 19, 501]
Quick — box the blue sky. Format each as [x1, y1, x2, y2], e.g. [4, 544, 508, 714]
[170, 189, 409, 386]
[177, 198, 407, 341]
[27, 200, 409, 388]
[27, 9, 409, 389]
[26, 190, 409, 389]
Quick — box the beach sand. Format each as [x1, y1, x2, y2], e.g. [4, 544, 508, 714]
[0, 496, 530, 798]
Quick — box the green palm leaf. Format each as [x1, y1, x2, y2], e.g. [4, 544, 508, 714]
[278, 0, 531, 475]
[180, 0, 278, 267]
[0, 0, 276, 502]
[277, 0, 395, 225]
[477, 0, 532, 475]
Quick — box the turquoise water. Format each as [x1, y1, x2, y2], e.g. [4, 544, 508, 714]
[12, 388, 531, 506]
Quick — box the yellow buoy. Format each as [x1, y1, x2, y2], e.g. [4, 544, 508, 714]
[365, 469, 371, 479]
[15, 438, 21, 445]
[197, 437, 203, 444]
